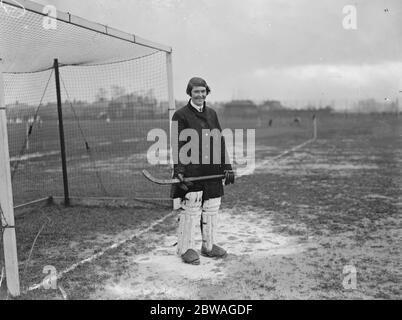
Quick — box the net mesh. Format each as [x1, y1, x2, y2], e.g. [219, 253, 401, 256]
[1, 2, 172, 206]
[0, 2, 159, 73]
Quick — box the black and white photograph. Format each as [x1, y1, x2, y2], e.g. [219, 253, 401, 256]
[0, 0, 401, 306]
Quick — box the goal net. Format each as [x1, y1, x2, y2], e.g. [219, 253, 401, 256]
[1, 0, 174, 207]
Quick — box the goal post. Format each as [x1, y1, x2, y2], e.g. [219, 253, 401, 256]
[166, 52, 176, 136]
[166, 52, 181, 210]
[0, 0, 175, 296]
[0, 60, 20, 297]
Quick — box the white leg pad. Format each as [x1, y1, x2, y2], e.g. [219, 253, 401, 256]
[177, 191, 203, 255]
[201, 197, 221, 251]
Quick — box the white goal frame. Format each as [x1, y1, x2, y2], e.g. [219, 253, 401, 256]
[0, 0, 175, 297]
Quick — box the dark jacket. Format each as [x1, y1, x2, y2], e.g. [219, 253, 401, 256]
[170, 100, 232, 200]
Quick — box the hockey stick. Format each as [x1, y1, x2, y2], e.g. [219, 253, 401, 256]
[142, 169, 225, 185]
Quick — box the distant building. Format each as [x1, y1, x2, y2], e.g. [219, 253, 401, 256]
[259, 100, 284, 112]
[108, 93, 157, 119]
[223, 100, 258, 117]
[355, 98, 398, 113]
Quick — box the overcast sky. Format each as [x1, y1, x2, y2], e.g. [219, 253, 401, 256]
[34, 0, 402, 106]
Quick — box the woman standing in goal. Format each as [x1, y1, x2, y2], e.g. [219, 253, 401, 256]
[171, 77, 235, 265]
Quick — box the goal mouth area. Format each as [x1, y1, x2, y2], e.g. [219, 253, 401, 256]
[1, 0, 175, 298]
[2, 1, 174, 211]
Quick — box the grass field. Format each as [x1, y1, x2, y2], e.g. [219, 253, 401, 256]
[1, 113, 401, 300]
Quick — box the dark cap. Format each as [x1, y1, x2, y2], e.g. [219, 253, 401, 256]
[186, 77, 211, 96]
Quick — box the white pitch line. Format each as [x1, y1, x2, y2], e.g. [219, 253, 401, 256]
[265, 138, 315, 163]
[26, 211, 176, 292]
[237, 138, 316, 177]
[10, 150, 60, 162]
[0, 267, 4, 289]
[10, 138, 138, 162]
[58, 284, 68, 300]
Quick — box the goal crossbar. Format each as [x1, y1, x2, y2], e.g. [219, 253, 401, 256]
[2, 0, 172, 53]
[1, 0, 172, 74]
